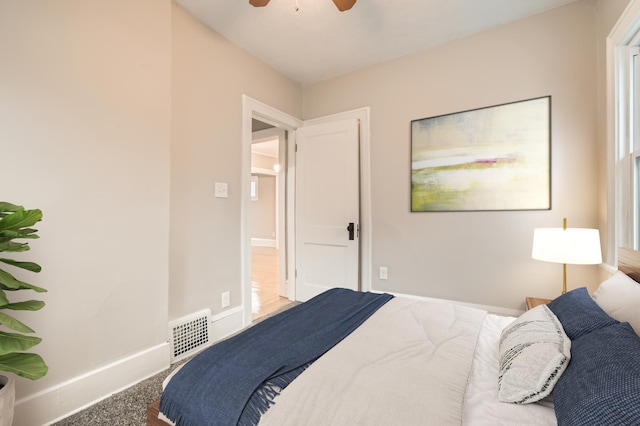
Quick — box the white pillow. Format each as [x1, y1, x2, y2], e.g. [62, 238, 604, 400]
[498, 305, 571, 404]
[592, 271, 640, 334]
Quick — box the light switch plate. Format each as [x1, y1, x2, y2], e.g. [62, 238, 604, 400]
[215, 182, 228, 198]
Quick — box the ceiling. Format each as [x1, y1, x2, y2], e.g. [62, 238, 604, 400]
[174, 0, 581, 85]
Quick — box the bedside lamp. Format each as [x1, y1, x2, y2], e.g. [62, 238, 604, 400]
[532, 218, 602, 294]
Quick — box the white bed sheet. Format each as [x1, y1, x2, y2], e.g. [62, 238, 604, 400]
[160, 302, 558, 425]
[463, 313, 557, 425]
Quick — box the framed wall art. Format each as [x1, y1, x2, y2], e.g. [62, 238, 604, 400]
[410, 96, 551, 212]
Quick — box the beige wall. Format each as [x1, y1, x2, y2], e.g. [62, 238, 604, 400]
[252, 151, 278, 170]
[304, 1, 604, 309]
[169, 5, 302, 320]
[0, 0, 171, 416]
[1, 0, 632, 421]
[0, 1, 302, 421]
[251, 152, 278, 240]
[251, 174, 277, 240]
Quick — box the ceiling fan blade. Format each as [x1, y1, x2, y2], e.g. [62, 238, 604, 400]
[249, 0, 270, 7]
[332, 0, 356, 12]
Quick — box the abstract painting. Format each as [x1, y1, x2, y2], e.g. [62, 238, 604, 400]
[411, 96, 551, 212]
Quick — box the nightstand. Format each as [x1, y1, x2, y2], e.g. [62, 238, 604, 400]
[525, 297, 552, 310]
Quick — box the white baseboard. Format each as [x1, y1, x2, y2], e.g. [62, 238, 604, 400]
[18, 307, 248, 426]
[16, 343, 170, 426]
[211, 306, 245, 340]
[251, 238, 276, 247]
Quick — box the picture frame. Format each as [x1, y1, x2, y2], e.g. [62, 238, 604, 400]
[410, 96, 551, 212]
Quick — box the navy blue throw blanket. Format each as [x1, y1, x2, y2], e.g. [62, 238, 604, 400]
[160, 288, 393, 426]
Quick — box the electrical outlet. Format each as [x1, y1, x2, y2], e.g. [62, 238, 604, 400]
[379, 267, 388, 280]
[221, 291, 230, 308]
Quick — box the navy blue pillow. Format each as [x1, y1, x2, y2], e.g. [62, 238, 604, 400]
[553, 322, 640, 426]
[547, 287, 618, 340]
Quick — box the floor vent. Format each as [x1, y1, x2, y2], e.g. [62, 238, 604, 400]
[169, 309, 211, 363]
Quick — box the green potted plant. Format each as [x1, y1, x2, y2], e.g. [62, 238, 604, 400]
[0, 202, 48, 425]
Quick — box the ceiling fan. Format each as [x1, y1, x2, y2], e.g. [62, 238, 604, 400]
[249, 0, 357, 12]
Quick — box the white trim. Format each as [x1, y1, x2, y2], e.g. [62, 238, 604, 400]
[251, 238, 276, 247]
[251, 167, 277, 176]
[23, 307, 246, 425]
[607, 0, 640, 266]
[286, 130, 297, 301]
[242, 95, 303, 326]
[242, 98, 373, 317]
[209, 305, 245, 343]
[277, 130, 287, 293]
[600, 261, 618, 276]
[20, 343, 170, 426]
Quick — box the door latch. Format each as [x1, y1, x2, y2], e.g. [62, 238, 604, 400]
[347, 222, 355, 240]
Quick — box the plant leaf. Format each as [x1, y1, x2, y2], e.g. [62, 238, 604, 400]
[0, 269, 23, 290]
[0, 230, 22, 240]
[0, 229, 39, 242]
[0, 241, 30, 252]
[0, 203, 23, 213]
[0, 209, 42, 232]
[0, 290, 8, 307]
[0, 269, 22, 290]
[0, 352, 48, 380]
[0, 258, 41, 272]
[0, 311, 34, 333]
[17, 229, 39, 239]
[0, 269, 46, 292]
[0, 331, 41, 355]
[11, 282, 46, 293]
[2, 300, 45, 311]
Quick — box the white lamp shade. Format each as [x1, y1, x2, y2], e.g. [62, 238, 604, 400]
[532, 228, 602, 265]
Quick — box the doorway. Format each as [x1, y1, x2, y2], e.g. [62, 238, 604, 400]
[241, 95, 372, 327]
[250, 119, 290, 320]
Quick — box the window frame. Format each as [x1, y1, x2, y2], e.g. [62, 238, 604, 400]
[608, 0, 640, 265]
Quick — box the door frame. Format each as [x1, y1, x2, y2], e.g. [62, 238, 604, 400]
[241, 95, 372, 326]
[242, 96, 301, 326]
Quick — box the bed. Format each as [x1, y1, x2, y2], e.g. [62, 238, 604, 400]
[147, 247, 640, 426]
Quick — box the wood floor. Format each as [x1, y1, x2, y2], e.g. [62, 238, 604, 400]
[252, 246, 292, 321]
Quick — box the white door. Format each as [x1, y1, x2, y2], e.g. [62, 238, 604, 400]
[295, 118, 360, 302]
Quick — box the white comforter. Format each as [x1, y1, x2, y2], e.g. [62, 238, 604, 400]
[260, 297, 486, 426]
[161, 297, 558, 425]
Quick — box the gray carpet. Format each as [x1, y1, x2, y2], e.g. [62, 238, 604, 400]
[53, 360, 185, 426]
[54, 302, 297, 425]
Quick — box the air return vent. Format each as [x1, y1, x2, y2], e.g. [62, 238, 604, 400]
[169, 309, 211, 363]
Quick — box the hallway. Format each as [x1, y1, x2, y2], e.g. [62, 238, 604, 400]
[251, 246, 292, 320]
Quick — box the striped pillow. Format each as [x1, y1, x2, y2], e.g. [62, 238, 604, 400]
[498, 305, 571, 404]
